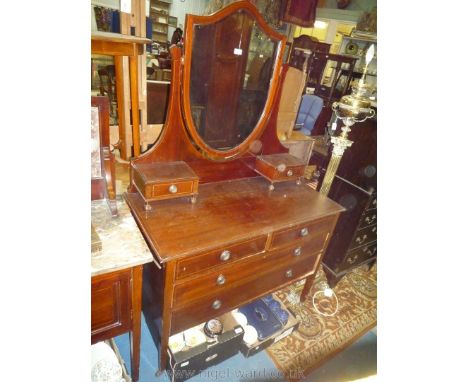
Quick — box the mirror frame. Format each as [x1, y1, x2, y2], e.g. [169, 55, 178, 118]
[181, 1, 286, 160]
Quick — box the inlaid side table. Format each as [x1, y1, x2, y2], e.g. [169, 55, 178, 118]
[91, 199, 152, 381]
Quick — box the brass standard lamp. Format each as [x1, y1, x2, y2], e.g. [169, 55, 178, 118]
[320, 44, 376, 196]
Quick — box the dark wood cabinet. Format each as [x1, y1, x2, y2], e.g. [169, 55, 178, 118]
[321, 115, 377, 287]
[91, 269, 132, 342]
[91, 265, 143, 382]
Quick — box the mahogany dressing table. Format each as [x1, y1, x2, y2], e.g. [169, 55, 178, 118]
[124, 2, 344, 372]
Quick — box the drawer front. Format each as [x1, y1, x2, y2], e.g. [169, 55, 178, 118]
[171, 256, 317, 334]
[270, 215, 334, 250]
[273, 165, 305, 181]
[150, 180, 195, 199]
[255, 158, 305, 182]
[173, 240, 322, 306]
[175, 236, 267, 280]
[359, 209, 377, 229]
[91, 269, 131, 342]
[350, 224, 377, 250]
[341, 242, 377, 270]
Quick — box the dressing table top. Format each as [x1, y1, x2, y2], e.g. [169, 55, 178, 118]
[125, 177, 344, 263]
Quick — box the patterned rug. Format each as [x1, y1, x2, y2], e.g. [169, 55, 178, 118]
[267, 264, 377, 381]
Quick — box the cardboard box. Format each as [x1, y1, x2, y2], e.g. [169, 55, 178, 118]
[240, 294, 299, 357]
[166, 313, 244, 382]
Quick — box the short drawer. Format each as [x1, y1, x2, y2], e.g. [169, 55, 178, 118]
[350, 224, 377, 250]
[271, 165, 305, 182]
[91, 269, 131, 343]
[359, 209, 377, 229]
[150, 180, 195, 199]
[341, 242, 377, 271]
[171, 256, 317, 335]
[173, 240, 322, 306]
[255, 153, 306, 183]
[270, 215, 334, 250]
[175, 236, 268, 280]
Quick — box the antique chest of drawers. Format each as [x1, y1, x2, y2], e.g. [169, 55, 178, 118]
[322, 176, 377, 287]
[125, 177, 343, 371]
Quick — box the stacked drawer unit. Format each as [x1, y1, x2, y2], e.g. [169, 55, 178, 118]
[128, 177, 344, 372]
[322, 176, 377, 287]
[169, 215, 335, 335]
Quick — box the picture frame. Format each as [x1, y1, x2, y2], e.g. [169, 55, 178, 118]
[168, 16, 177, 27]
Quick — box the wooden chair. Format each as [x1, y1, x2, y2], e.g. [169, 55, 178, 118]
[91, 96, 117, 216]
[97, 65, 116, 116]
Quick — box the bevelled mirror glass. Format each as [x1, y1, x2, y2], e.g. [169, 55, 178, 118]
[183, 4, 284, 157]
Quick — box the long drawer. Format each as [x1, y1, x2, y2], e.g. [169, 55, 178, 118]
[358, 209, 377, 229]
[173, 240, 322, 307]
[175, 235, 267, 280]
[170, 255, 318, 335]
[269, 215, 335, 250]
[349, 224, 377, 250]
[340, 242, 377, 271]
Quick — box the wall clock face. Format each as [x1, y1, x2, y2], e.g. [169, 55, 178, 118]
[345, 42, 359, 55]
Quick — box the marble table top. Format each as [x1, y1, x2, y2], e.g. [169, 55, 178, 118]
[91, 198, 153, 277]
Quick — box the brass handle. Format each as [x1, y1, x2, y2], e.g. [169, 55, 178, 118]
[285, 269, 293, 278]
[220, 250, 231, 261]
[216, 274, 226, 285]
[356, 234, 368, 244]
[168, 184, 178, 193]
[365, 246, 376, 256]
[294, 247, 302, 256]
[365, 215, 376, 224]
[300, 227, 309, 237]
[347, 254, 359, 264]
[287, 169, 293, 176]
[212, 300, 222, 310]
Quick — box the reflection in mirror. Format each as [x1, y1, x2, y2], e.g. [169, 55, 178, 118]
[91, 54, 118, 125]
[189, 10, 277, 151]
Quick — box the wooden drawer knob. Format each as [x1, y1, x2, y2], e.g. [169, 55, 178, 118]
[168, 184, 178, 193]
[216, 274, 226, 285]
[294, 247, 302, 256]
[219, 250, 231, 261]
[212, 299, 222, 310]
[300, 227, 309, 237]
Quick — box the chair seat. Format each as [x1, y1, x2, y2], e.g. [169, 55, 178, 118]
[295, 94, 324, 136]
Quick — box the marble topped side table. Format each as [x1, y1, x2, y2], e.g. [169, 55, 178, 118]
[91, 198, 152, 382]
